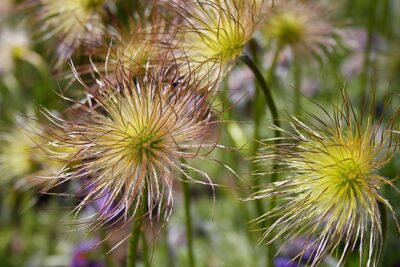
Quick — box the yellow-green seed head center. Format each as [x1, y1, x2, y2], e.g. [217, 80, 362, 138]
[270, 13, 305, 45]
[216, 28, 245, 62]
[221, 41, 244, 62]
[336, 159, 364, 182]
[128, 131, 163, 160]
[81, 0, 104, 10]
[197, 26, 245, 63]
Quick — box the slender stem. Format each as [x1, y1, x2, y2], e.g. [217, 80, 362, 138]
[101, 230, 116, 267]
[293, 57, 302, 116]
[240, 55, 280, 129]
[142, 231, 151, 267]
[250, 82, 267, 232]
[240, 54, 281, 267]
[245, 46, 270, 266]
[359, 0, 378, 110]
[268, 46, 281, 85]
[382, 0, 392, 37]
[247, 41, 267, 226]
[127, 207, 144, 267]
[163, 224, 176, 267]
[378, 202, 387, 265]
[182, 178, 195, 267]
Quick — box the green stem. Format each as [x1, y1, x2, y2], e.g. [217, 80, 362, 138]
[182, 178, 195, 267]
[240, 55, 280, 129]
[142, 231, 151, 267]
[163, 225, 176, 267]
[359, 0, 378, 111]
[378, 202, 387, 265]
[127, 207, 144, 267]
[240, 54, 281, 267]
[101, 230, 115, 267]
[382, 0, 392, 37]
[247, 42, 267, 227]
[293, 57, 302, 116]
[268, 47, 281, 85]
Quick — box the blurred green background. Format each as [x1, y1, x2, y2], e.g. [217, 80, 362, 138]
[1, 0, 400, 266]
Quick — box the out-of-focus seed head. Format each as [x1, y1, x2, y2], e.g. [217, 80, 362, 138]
[0, 26, 31, 75]
[251, 91, 400, 266]
[0, 116, 67, 190]
[263, 0, 339, 60]
[38, 0, 106, 66]
[0, 120, 38, 184]
[42, 62, 218, 229]
[87, 26, 167, 82]
[167, 0, 265, 82]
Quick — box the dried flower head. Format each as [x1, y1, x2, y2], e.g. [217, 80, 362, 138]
[38, 0, 106, 65]
[0, 116, 64, 189]
[263, 0, 339, 60]
[0, 26, 31, 75]
[168, 0, 265, 81]
[0, 120, 39, 185]
[87, 25, 167, 81]
[251, 91, 400, 266]
[42, 63, 218, 229]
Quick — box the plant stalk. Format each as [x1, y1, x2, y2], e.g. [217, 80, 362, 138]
[293, 56, 302, 116]
[378, 202, 387, 266]
[182, 177, 195, 267]
[359, 0, 378, 110]
[127, 205, 144, 267]
[240, 54, 281, 267]
[240, 55, 280, 133]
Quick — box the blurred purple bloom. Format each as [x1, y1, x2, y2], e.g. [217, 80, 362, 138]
[70, 240, 104, 267]
[275, 238, 317, 266]
[275, 257, 301, 267]
[79, 180, 125, 226]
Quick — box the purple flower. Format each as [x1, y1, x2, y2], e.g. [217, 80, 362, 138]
[275, 257, 301, 267]
[79, 181, 125, 226]
[70, 240, 105, 267]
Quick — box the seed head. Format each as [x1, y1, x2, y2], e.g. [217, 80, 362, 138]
[0, 120, 39, 184]
[0, 26, 31, 75]
[88, 25, 168, 81]
[38, 0, 106, 65]
[168, 0, 264, 81]
[0, 116, 65, 189]
[263, 0, 339, 60]
[251, 91, 400, 266]
[42, 64, 217, 228]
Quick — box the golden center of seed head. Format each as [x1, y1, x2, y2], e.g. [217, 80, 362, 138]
[221, 41, 244, 62]
[271, 13, 305, 45]
[321, 144, 369, 187]
[81, 0, 104, 10]
[336, 159, 364, 182]
[217, 26, 245, 61]
[117, 43, 150, 73]
[200, 23, 245, 62]
[129, 131, 163, 159]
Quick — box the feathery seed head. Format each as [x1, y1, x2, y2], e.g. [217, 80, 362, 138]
[43, 64, 217, 228]
[0, 117, 66, 189]
[251, 92, 400, 266]
[38, 0, 106, 65]
[92, 29, 165, 80]
[263, 0, 339, 60]
[0, 123, 38, 183]
[169, 0, 264, 81]
[0, 27, 31, 75]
